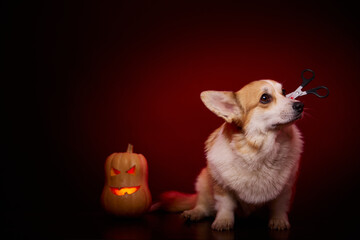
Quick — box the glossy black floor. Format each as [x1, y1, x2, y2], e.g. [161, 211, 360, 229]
[4, 210, 356, 240]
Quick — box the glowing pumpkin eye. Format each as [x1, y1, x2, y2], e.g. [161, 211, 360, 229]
[111, 168, 121, 176]
[126, 166, 136, 175]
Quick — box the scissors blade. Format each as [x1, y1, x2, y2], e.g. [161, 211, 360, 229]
[286, 86, 305, 99]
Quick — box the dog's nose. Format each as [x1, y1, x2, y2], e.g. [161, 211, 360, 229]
[292, 102, 304, 113]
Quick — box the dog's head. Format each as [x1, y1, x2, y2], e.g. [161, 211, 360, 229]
[201, 80, 304, 131]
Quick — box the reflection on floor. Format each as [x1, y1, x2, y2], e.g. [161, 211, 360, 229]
[4, 211, 353, 239]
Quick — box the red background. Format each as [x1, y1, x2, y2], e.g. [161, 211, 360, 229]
[3, 0, 360, 235]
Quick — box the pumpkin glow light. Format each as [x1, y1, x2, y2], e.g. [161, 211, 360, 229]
[110, 186, 140, 196]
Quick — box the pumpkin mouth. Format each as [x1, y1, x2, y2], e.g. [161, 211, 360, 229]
[110, 186, 140, 196]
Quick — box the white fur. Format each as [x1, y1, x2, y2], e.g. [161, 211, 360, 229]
[207, 124, 302, 204]
[211, 191, 237, 231]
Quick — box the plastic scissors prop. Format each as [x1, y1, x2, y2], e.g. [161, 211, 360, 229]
[286, 69, 329, 100]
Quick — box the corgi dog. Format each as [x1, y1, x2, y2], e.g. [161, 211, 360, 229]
[156, 80, 304, 231]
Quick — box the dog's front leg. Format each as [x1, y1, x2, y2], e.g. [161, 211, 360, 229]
[268, 184, 292, 230]
[211, 185, 237, 231]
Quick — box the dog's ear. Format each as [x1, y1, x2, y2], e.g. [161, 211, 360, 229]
[200, 91, 241, 123]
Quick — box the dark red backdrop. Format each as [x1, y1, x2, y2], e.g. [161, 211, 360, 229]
[3, 0, 360, 234]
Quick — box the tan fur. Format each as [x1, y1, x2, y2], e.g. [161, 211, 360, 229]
[205, 126, 223, 151]
[157, 80, 304, 231]
[153, 191, 197, 212]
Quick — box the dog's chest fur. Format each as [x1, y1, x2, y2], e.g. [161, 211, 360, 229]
[206, 124, 303, 204]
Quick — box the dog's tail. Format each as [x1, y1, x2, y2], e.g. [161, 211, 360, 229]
[150, 191, 197, 212]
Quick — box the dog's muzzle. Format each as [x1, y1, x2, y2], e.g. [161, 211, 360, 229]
[292, 102, 304, 114]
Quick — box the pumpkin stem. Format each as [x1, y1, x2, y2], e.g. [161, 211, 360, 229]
[127, 144, 134, 153]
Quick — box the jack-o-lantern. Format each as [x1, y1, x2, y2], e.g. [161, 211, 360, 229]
[101, 144, 152, 216]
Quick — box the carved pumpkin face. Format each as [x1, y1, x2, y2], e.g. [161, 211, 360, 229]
[101, 144, 152, 216]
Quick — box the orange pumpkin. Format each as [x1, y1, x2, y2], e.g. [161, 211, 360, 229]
[101, 144, 152, 216]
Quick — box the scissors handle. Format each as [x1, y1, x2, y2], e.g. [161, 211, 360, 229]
[306, 86, 330, 98]
[301, 69, 315, 88]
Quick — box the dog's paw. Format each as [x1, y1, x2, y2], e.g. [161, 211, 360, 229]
[182, 208, 206, 221]
[268, 217, 290, 230]
[211, 217, 234, 231]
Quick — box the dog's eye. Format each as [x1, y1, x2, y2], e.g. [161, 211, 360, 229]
[260, 93, 272, 104]
[282, 89, 286, 96]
